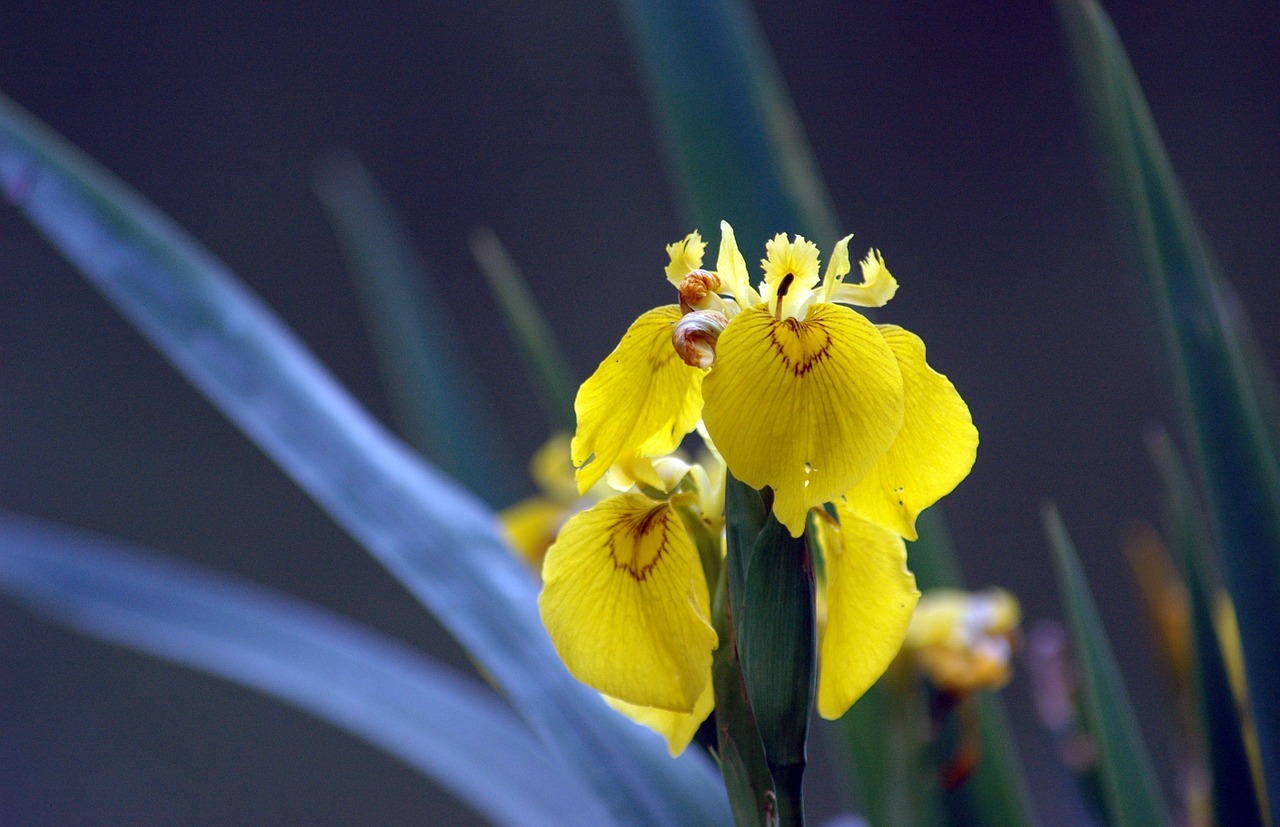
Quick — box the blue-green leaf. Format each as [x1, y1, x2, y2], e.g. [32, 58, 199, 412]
[0, 93, 728, 827]
[0, 512, 604, 827]
[1059, 0, 1280, 804]
[313, 153, 520, 506]
[1043, 504, 1171, 827]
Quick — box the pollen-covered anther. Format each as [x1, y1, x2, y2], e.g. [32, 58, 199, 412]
[677, 269, 723, 313]
[672, 310, 728, 369]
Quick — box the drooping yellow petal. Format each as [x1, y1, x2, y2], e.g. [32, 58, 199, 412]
[830, 249, 898, 308]
[604, 678, 715, 756]
[716, 221, 761, 310]
[538, 494, 717, 711]
[571, 306, 705, 492]
[665, 231, 706, 287]
[702, 303, 905, 536]
[843, 325, 977, 540]
[817, 502, 919, 719]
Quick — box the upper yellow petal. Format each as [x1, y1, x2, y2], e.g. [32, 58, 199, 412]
[760, 232, 821, 320]
[665, 231, 706, 287]
[538, 494, 717, 712]
[571, 306, 705, 492]
[701, 303, 905, 536]
[830, 249, 898, 308]
[603, 678, 715, 757]
[715, 221, 761, 310]
[816, 502, 919, 719]
[842, 325, 977, 540]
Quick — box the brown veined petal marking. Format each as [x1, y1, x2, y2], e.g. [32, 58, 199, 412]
[702, 303, 905, 536]
[538, 494, 716, 712]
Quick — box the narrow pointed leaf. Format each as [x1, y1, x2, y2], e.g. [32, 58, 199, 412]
[1148, 430, 1268, 827]
[614, 0, 839, 247]
[469, 227, 578, 430]
[313, 154, 519, 506]
[1043, 504, 1171, 827]
[1060, 0, 1280, 802]
[0, 513, 604, 827]
[0, 93, 728, 827]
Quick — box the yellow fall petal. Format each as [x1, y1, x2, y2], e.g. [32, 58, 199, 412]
[843, 325, 977, 540]
[571, 306, 705, 492]
[702, 303, 905, 536]
[817, 502, 919, 719]
[604, 679, 715, 757]
[538, 494, 717, 711]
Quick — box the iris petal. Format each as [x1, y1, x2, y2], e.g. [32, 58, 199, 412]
[571, 306, 704, 493]
[603, 680, 715, 757]
[816, 502, 919, 719]
[843, 325, 977, 540]
[538, 494, 717, 711]
[702, 303, 904, 536]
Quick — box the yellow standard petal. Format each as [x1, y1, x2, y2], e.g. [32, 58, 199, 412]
[538, 494, 717, 711]
[702, 303, 905, 536]
[571, 306, 705, 492]
[716, 221, 761, 309]
[829, 249, 898, 308]
[604, 679, 715, 757]
[760, 232, 821, 320]
[665, 231, 706, 287]
[817, 502, 919, 719]
[843, 325, 977, 540]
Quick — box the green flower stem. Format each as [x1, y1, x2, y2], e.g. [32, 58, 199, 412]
[711, 566, 776, 827]
[720, 475, 815, 827]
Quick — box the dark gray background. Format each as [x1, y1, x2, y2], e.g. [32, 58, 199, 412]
[1, 2, 1276, 825]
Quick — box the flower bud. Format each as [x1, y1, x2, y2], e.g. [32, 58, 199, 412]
[672, 310, 728, 369]
[677, 269, 723, 313]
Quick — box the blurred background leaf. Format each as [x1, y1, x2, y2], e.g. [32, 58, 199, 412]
[1060, 0, 1280, 809]
[0, 512, 604, 827]
[1044, 504, 1171, 827]
[0, 92, 729, 827]
[313, 154, 520, 506]
[1147, 430, 1268, 827]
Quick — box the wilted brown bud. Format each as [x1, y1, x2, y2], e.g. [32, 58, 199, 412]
[672, 310, 728, 369]
[677, 269, 723, 313]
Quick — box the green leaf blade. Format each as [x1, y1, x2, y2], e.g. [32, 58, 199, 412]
[615, 0, 839, 246]
[1059, 0, 1280, 804]
[313, 154, 520, 506]
[1147, 430, 1268, 827]
[0, 93, 729, 827]
[469, 227, 578, 431]
[1043, 504, 1171, 827]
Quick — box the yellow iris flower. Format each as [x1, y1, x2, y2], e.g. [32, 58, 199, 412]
[570, 221, 976, 539]
[539, 224, 977, 753]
